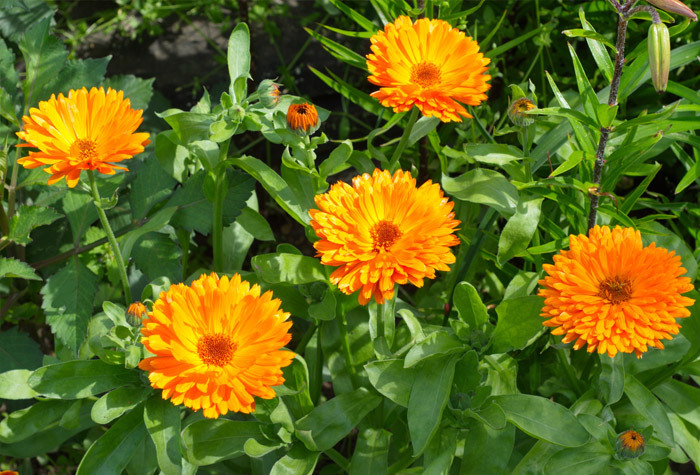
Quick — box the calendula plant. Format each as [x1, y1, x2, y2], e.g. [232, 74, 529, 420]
[2, 0, 700, 474]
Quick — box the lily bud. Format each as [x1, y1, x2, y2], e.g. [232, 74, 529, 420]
[646, 0, 697, 21]
[648, 22, 671, 93]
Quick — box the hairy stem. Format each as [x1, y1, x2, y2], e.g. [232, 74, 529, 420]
[212, 140, 230, 272]
[388, 107, 419, 173]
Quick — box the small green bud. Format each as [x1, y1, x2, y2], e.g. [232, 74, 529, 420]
[507, 98, 537, 126]
[615, 430, 646, 460]
[648, 22, 670, 93]
[257, 79, 280, 108]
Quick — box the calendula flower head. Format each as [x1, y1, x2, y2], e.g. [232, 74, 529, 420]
[126, 301, 147, 326]
[310, 168, 460, 305]
[286, 102, 319, 134]
[616, 430, 646, 459]
[508, 98, 537, 126]
[258, 79, 281, 108]
[16, 87, 150, 187]
[139, 273, 295, 418]
[538, 225, 694, 358]
[366, 16, 491, 122]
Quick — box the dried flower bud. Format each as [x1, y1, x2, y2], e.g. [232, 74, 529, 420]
[126, 301, 147, 326]
[646, 0, 697, 21]
[616, 430, 646, 459]
[257, 79, 280, 108]
[648, 22, 671, 93]
[508, 98, 537, 126]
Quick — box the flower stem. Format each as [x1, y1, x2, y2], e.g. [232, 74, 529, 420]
[324, 448, 350, 472]
[388, 107, 420, 173]
[556, 348, 584, 396]
[212, 140, 230, 272]
[88, 170, 131, 304]
[587, 4, 629, 230]
[338, 310, 359, 388]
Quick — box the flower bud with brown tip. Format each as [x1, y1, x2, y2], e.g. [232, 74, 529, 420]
[646, 0, 697, 21]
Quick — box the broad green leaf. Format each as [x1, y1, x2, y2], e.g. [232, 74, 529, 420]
[125, 436, 158, 475]
[91, 386, 152, 424]
[497, 195, 543, 265]
[0, 369, 39, 399]
[308, 288, 336, 321]
[511, 440, 563, 475]
[453, 282, 489, 329]
[424, 427, 457, 475]
[625, 374, 675, 447]
[0, 0, 54, 43]
[0, 400, 72, 443]
[349, 428, 391, 475]
[157, 109, 213, 143]
[492, 394, 589, 447]
[8, 205, 61, 245]
[132, 232, 182, 283]
[227, 23, 251, 101]
[19, 17, 68, 105]
[103, 75, 155, 111]
[599, 353, 625, 405]
[0, 327, 43, 374]
[319, 140, 353, 179]
[62, 190, 97, 243]
[491, 296, 545, 353]
[49, 57, 109, 95]
[144, 395, 183, 475]
[182, 419, 264, 465]
[76, 404, 147, 475]
[270, 444, 320, 475]
[365, 358, 416, 407]
[120, 206, 177, 263]
[28, 359, 141, 399]
[236, 207, 274, 241]
[653, 379, 700, 430]
[403, 331, 465, 368]
[464, 401, 508, 430]
[441, 168, 519, 216]
[543, 442, 611, 474]
[129, 156, 176, 220]
[295, 387, 381, 452]
[0, 257, 40, 281]
[155, 130, 190, 182]
[252, 253, 326, 285]
[408, 355, 459, 456]
[40, 259, 98, 353]
[667, 412, 700, 467]
[408, 116, 440, 145]
[461, 422, 515, 475]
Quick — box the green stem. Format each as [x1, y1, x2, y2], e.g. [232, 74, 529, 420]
[88, 170, 131, 304]
[324, 448, 350, 472]
[388, 107, 420, 173]
[338, 311, 359, 388]
[556, 348, 584, 396]
[212, 140, 230, 272]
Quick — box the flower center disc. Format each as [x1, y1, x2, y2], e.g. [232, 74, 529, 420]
[598, 277, 633, 304]
[197, 333, 237, 367]
[72, 139, 99, 167]
[410, 62, 441, 88]
[371, 219, 402, 251]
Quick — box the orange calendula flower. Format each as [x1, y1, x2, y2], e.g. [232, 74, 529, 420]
[16, 87, 150, 187]
[139, 273, 295, 418]
[539, 225, 695, 358]
[310, 169, 460, 305]
[286, 102, 319, 133]
[366, 16, 491, 122]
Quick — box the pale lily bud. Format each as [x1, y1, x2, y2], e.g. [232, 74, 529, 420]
[648, 22, 671, 93]
[646, 0, 697, 21]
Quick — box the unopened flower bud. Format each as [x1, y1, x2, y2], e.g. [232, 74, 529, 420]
[615, 430, 646, 459]
[257, 79, 280, 108]
[286, 102, 320, 135]
[126, 301, 147, 326]
[646, 0, 697, 21]
[648, 22, 671, 93]
[508, 98, 537, 126]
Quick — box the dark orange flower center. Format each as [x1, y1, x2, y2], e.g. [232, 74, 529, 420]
[599, 277, 633, 304]
[73, 139, 99, 166]
[371, 219, 402, 251]
[197, 333, 237, 367]
[411, 62, 441, 88]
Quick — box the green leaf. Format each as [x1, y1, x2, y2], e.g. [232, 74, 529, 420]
[0, 0, 54, 42]
[28, 359, 141, 399]
[305, 27, 367, 70]
[62, 190, 97, 243]
[157, 109, 214, 143]
[542, 442, 611, 474]
[0, 369, 39, 399]
[453, 282, 489, 329]
[404, 331, 465, 368]
[442, 168, 519, 217]
[91, 386, 152, 424]
[549, 150, 585, 178]
[0, 400, 72, 443]
[295, 387, 381, 452]
[365, 358, 416, 407]
[624, 375, 674, 447]
[18, 17, 68, 105]
[49, 57, 109, 95]
[132, 232, 182, 283]
[599, 353, 625, 405]
[77, 404, 147, 475]
[129, 157, 176, 220]
[461, 422, 515, 475]
[270, 444, 320, 475]
[424, 427, 457, 475]
[567, 42, 599, 123]
[0, 327, 43, 374]
[349, 428, 391, 474]
[144, 395, 183, 475]
[497, 195, 543, 265]
[182, 419, 264, 465]
[228, 23, 251, 101]
[252, 253, 327, 285]
[491, 296, 545, 353]
[492, 394, 589, 447]
[0, 257, 40, 281]
[562, 29, 615, 49]
[236, 207, 274, 241]
[408, 354, 459, 456]
[40, 259, 98, 353]
[459, 144, 524, 167]
[309, 66, 385, 118]
[231, 155, 309, 226]
[103, 75, 155, 111]
[155, 130, 190, 182]
[8, 205, 61, 245]
[319, 140, 353, 179]
[327, 0, 377, 32]
[654, 380, 700, 429]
